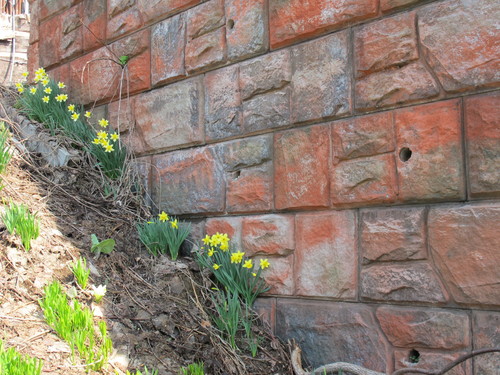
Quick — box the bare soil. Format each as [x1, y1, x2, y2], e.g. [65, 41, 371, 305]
[0, 92, 294, 375]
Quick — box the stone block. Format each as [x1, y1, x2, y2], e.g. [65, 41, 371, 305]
[331, 111, 395, 162]
[355, 62, 439, 111]
[295, 211, 357, 299]
[83, 0, 107, 51]
[106, 5, 143, 41]
[253, 298, 275, 331]
[291, 32, 351, 123]
[131, 155, 152, 198]
[205, 216, 242, 249]
[108, 96, 136, 133]
[376, 306, 470, 350]
[276, 300, 387, 371]
[394, 350, 469, 375]
[135, 77, 203, 151]
[60, 4, 83, 61]
[204, 65, 241, 140]
[360, 207, 426, 264]
[241, 215, 294, 257]
[39, 0, 76, 21]
[226, 163, 273, 213]
[239, 49, 291, 100]
[151, 13, 186, 86]
[428, 204, 500, 306]
[331, 154, 398, 207]
[381, 0, 426, 11]
[395, 100, 464, 202]
[220, 134, 272, 172]
[361, 262, 447, 303]
[138, 0, 200, 24]
[39, 16, 62, 67]
[473, 311, 500, 375]
[418, 0, 500, 92]
[186, 0, 225, 39]
[274, 125, 330, 210]
[465, 92, 500, 197]
[225, 0, 267, 61]
[185, 27, 226, 73]
[29, 1, 39, 44]
[152, 147, 225, 215]
[256, 255, 294, 296]
[27, 42, 39, 79]
[269, 0, 378, 49]
[243, 89, 290, 133]
[354, 11, 418, 78]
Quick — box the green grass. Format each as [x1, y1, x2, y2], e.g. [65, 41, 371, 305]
[0, 339, 43, 375]
[126, 367, 159, 375]
[179, 362, 205, 375]
[39, 281, 112, 371]
[0, 122, 12, 175]
[1, 201, 40, 251]
[70, 257, 90, 289]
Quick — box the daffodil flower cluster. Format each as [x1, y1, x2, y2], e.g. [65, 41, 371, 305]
[195, 233, 270, 306]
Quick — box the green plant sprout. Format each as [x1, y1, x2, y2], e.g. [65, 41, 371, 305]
[124, 367, 158, 375]
[1, 201, 40, 251]
[179, 362, 205, 375]
[39, 281, 112, 371]
[0, 339, 43, 375]
[0, 122, 12, 175]
[90, 234, 115, 258]
[70, 257, 90, 289]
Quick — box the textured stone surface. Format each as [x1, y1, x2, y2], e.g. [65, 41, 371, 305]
[187, 0, 225, 39]
[295, 211, 357, 299]
[360, 207, 426, 264]
[243, 89, 290, 133]
[361, 262, 447, 303]
[256, 255, 294, 295]
[418, 0, 500, 92]
[29, 1, 40, 44]
[241, 215, 294, 257]
[253, 298, 275, 331]
[291, 32, 351, 123]
[107, 4, 143, 41]
[60, 4, 83, 61]
[354, 12, 417, 78]
[332, 112, 395, 162]
[465, 92, 500, 197]
[394, 350, 469, 375]
[220, 134, 272, 172]
[226, 163, 273, 212]
[134, 78, 203, 151]
[27, 42, 39, 81]
[473, 311, 500, 375]
[331, 154, 397, 207]
[205, 216, 242, 249]
[395, 100, 464, 202]
[185, 27, 226, 73]
[274, 125, 330, 210]
[83, 0, 106, 51]
[239, 49, 292, 100]
[428, 204, 500, 306]
[152, 147, 225, 214]
[225, 0, 267, 61]
[269, 0, 378, 49]
[376, 307, 470, 349]
[355, 62, 439, 110]
[39, 16, 62, 67]
[151, 14, 186, 86]
[138, 0, 200, 24]
[108, 97, 136, 133]
[276, 300, 387, 371]
[204, 65, 241, 140]
[39, 0, 76, 21]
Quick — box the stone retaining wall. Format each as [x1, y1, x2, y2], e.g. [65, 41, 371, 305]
[28, 0, 499, 372]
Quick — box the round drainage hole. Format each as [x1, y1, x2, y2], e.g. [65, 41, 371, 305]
[409, 349, 420, 364]
[399, 147, 412, 162]
[227, 19, 235, 29]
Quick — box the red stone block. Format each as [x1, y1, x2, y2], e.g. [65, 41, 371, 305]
[27, 42, 39, 79]
[60, 4, 83, 62]
[151, 13, 186, 86]
[138, 0, 201, 25]
[29, 1, 39, 45]
[225, 0, 268, 61]
[185, 27, 226, 73]
[428, 203, 500, 306]
[241, 215, 294, 257]
[47, 63, 70, 88]
[331, 154, 398, 207]
[226, 164, 273, 213]
[376, 306, 470, 349]
[83, 0, 107, 52]
[394, 350, 470, 375]
[269, 0, 378, 49]
[106, 6, 143, 41]
[255, 255, 294, 296]
[395, 99, 464, 202]
[355, 62, 439, 111]
[331, 111, 395, 162]
[205, 216, 242, 249]
[253, 298, 276, 332]
[380, 0, 425, 12]
[39, 16, 62, 68]
[274, 125, 330, 210]
[295, 211, 357, 299]
[186, 0, 225, 40]
[39, 0, 76, 21]
[354, 11, 418, 78]
[465, 92, 500, 197]
[108, 96, 136, 133]
[418, 0, 500, 92]
[473, 311, 500, 374]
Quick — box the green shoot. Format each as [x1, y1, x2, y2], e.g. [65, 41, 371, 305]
[0, 339, 43, 375]
[0, 122, 12, 175]
[211, 290, 242, 350]
[1, 201, 40, 251]
[125, 367, 159, 375]
[179, 362, 205, 375]
[90, 234, 115, 257]
[70, 257, 90, 289]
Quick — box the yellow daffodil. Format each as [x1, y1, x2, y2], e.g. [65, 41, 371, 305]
[213, 264, 220, 270]
[208, 248, 215, 257]
[252, 272, 257, 277]
[243, 260, 253, 269]
[104, 144, 114, 152]
[30, 87, 37, 94]
[100, 139, 109, 146]
[202, 235, 211, 245]
[110, 133, 119, 141]
[97, 131, 108, 140]
[17, 86, 24, 93]
[171, 219, 178, 229]
[259, 258, 270, 270]
[158, 211, 169, 222]
[35, 67, 46, 76]
[230, 251, 245, 264]
[42, 96, 50, 103]
[67, 104, 75, 112]
[92, 138, 101, 145]
[21, 72, 28, 78]
[41, 78, 49, 86]
[71, 112, 80, 121]
[84, 111, 92, 118]
[55, 94, 68, 102]
[57, 81, 65, 89]
[44, 87, 52, 94]
[98, 118, 109, 128]
[15, 82, 23, 89]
